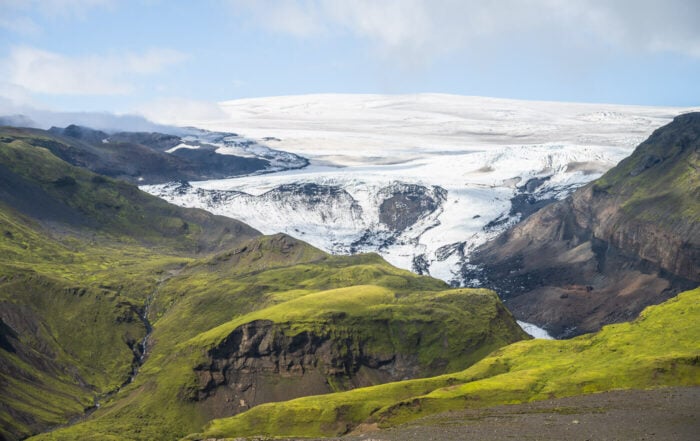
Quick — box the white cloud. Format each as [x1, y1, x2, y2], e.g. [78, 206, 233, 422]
[231, 0, 326, 37]
[229, 0, 700, 63]
[136, 97, 228, 126]
[121, 48, 188, 74]
[0, 82, 39, 107]
[5, 46, 187, 95]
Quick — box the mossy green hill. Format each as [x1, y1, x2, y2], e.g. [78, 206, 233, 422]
[0, 127, 259, 253]
[0, 128, 526, 440]
[188, 286, 700, 440]
[0, 127, 254, 439]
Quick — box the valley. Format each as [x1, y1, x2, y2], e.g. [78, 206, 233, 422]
[0, 98, 698, 441]
[0, 127, 524, 440]
[3, 3, 698, 440]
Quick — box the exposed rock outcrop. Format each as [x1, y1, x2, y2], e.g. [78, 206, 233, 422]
[192, 320, 419, 418]
[467, 113, 700, 338]
[35, 125, 308, 184]
[188, 287, 527, 420]
[378, 183, 446, 231]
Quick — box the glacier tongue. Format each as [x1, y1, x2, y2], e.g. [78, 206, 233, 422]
[141, 95, 696, 287]
[144, 144, 631, 286]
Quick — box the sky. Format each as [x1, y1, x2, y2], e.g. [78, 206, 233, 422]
[1, 0, 699, 123]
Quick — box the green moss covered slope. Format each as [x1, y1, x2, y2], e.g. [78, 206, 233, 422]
[0, 127, 260, 253]
[0, 127, 256, 440]
[26, 235, 525, 441]
[189, 287, 700, 440]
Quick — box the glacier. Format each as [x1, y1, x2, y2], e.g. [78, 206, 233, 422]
[141, 94, 697, 338]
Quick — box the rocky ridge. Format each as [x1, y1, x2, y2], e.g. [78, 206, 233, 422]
[38, 124, 308, 185]
[466, 112, 700, 338]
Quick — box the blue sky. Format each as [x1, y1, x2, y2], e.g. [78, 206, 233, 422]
[1, 0, 699, 120]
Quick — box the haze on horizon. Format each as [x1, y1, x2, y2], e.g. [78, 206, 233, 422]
[1, 0, 699, 127]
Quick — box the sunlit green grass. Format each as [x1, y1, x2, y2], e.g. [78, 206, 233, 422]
[191, 287, 700, 440]
[19, 229, 524, 441]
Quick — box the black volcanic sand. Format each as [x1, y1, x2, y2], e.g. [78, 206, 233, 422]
[284, 387, 699, 441]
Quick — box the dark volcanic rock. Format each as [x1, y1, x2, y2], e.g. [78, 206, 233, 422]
[170, 147, 269, 177]
[508, 193, 556, 222]
[50, 124, 108, 144]
[191, 320, 420, 418]
[271, 183, 352, 203]
[378, 183, 446, 232]
[467, 113, 700, 338]
[107, 131, 181, 151]
[31, 125, 296, 184]
[0, 318, 18, 353]
[412, 254, 431, 275]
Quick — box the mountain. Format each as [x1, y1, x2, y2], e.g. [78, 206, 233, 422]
[2, 103, 698, 440]
[0, 124, 308, 186]
[0, 115, 36, 128]
[144, 94, 695, 286]
[466, 112, 700, 338]
[0, 126, 259, 251]
[0, 126, 257, 439]
[0, 128, 525, 440]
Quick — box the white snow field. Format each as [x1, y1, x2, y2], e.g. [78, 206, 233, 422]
[143, 95, 696, 340]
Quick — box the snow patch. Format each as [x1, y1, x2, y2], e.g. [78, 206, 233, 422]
[165, 143, 200, 153]
[517, 321, 554, 340]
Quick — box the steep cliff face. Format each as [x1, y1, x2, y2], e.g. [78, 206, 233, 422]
[192, 320, 419, 418]
[467, 113, 700, 338]
[186, 284, 526, 421]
